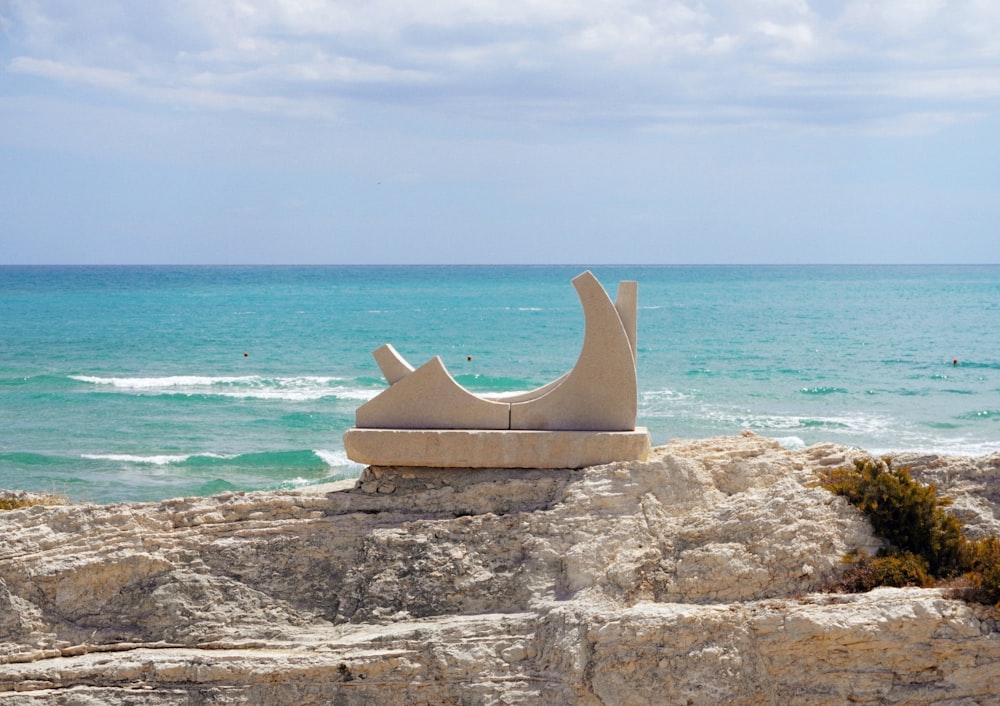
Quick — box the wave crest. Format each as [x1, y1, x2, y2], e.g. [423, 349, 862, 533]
[70, 374, 378, 402]
[79, 449, 360, 471]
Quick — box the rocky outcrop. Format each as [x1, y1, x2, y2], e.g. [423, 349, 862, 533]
[1, 432, 998, 704]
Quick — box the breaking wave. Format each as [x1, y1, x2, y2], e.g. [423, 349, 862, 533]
[70, 375, 378, 402]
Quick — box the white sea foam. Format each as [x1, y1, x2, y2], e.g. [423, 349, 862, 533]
[643, 396, 899, 442]
[707, 408, 998, 457]
[864, 427, 1000, 458]
[214, 383, 376, 402]
[660, 399, 892, 436]
[81, 453, 205, 465]
[873, 441, 1000, 457]
[73, 375, 255, 389]
[641, 389, 693, 404]
[71, 375, 378, 402]
[314, 448, 359, 468]
[746, 412, 893, 437]
[487, 388, 549, 400]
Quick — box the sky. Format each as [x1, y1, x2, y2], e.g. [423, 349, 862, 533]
[1, 0, 999, 265]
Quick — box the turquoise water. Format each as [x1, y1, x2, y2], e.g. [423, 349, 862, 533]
[2, 265, 998, 503]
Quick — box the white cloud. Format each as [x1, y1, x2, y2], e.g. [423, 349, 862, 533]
[841, 0, 947, 37]
[7, 55, 340, 119]
[890, 69, 1000, 101]
[8, 56, 137, 90]
[4, 0, 1000, 130]
[190, 54, 430, 90]
[862, 110, 979, 138]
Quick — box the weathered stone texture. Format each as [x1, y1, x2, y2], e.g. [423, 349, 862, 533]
[1, 431, 999, 704]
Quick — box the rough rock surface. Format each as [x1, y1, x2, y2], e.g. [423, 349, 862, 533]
[1, 431, 998, 704]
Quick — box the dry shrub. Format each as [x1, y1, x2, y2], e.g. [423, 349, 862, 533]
[820, 457, 965, 576]
[0, 490, 66, 511]
[832, 550, 934, 593]
[964, 535, 1000, 608]
[820, 456, 1000, 607]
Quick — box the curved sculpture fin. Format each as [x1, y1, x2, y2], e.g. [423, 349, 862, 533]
[354, 270, 638, 433]
[509, 271, 637, 431]
[615, 280, 637, 364]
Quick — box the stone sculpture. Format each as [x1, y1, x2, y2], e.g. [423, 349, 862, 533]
[343, 271, 650, 468]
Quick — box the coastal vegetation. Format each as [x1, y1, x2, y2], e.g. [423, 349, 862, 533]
[821, 457, 1000, 607]
[0, 490, 65, 511]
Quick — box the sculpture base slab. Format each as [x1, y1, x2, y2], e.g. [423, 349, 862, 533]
[344, 427, 651, 469]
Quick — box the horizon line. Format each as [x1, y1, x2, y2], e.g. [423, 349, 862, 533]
[2, 262, 998, 268]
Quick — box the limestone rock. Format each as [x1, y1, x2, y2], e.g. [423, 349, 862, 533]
[0, 432, 998, 704]
[897, 451, 1000, 538]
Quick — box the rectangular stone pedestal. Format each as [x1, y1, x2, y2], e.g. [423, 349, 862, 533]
[343, 427, 650, 469]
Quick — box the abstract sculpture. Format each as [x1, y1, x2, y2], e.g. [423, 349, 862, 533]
[343, 271, 650, 468]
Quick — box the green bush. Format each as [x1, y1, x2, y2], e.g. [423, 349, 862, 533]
[964, 535, 1000, 607]
[820, 456, 1000, 608]
[820, 457, 966, 577]
[832, 550, 933, 593]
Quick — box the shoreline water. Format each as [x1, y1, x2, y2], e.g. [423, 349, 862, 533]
[2, 265, 998, 503]
[4, 436, 999, 509]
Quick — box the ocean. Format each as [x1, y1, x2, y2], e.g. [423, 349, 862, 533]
[1, 265, 998, 504]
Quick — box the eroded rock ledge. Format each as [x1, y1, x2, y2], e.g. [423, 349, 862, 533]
[1, 432, 998, 704]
